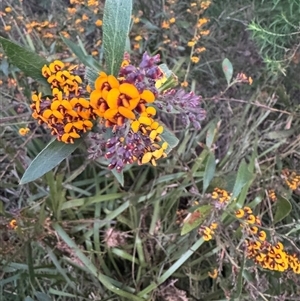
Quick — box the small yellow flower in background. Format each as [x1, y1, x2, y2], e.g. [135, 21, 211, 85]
[95, 19, 103, 26]
[191, 2, 197, 7]
[135, 35, 142, 41]
[161, 20, 170, 29]
[0, 80, 3, 85]
[43, 32, 54, 39]
[75, 18, 81, 25]
[4, 25, 11, 32]
[19, 127, 30, 136]
[248, 76, 253, 85]
[197, 18, 209, 27]
[133, 16, 140, 23]
[200, 30, 210, 36]
[61, 31, 70, 38]
[82, 14, 89, 21]
[201, 1, 212, 10]
[92, 50, 98, 56]
[191, 56, 200, 63]
[208, 268, 218, 279]
[187, 40, 196, 47]
[9, 219, 18, 230]
[5, 7, 12, 13]
[181, 81, 188, 87]
[196, 46, 206, 53]
[67, 7, 77, 15]
[169, 17, 176, 24]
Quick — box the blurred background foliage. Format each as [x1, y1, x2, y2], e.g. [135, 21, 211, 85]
[1, 0, 300, 300]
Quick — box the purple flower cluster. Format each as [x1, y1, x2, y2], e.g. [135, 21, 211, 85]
[88, 124, 156, 172]
[105, 128, 154, 172]
[119, 52, 163, 96]
[157, 89, 206, 130]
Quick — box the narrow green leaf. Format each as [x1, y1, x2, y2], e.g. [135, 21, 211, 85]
[60, 35, 101, 71]
[34, 292, 52, 301]
[222, 58, 233, 85]
[161, 127, 179, 154]
[20, 139, 82, 185]
[231, 255, 245, 300]
[111, 169, 124, 186]
[203, 152, 216, 192]
[85, 66, 100, 88]
[206, 120, 219, 149]
[231, 160, 253, 200]
[181, 205, 212, 235]
[103, 0, 132, 76]
[274, 195, 292, 223]
[0, 36, 48, 84]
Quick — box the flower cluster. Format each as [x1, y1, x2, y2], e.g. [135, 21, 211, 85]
[157, 88, 206, 130]
[31, 60, 93, 143]
[31, 52, 206, 171]
[235, 207, 300, 274]
[210, 187, 232, 209]
[198, 222, 218, 241]
[281, 169, 300, 190]
[267, 189, 277, 202]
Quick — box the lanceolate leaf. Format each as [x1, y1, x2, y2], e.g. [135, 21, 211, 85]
[222, 58, 233, 85]
[0, 36, 48, 84]
[20, 139, 82, 185]
[181, 205, 212, 236]
[161, 127, 179, 154]
[103, 0, 132, 76]
[274, 195, 292, 224]
[60, 36, 101, 71]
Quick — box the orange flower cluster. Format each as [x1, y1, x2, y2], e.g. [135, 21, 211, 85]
[90, 72, 155, 127]
[235, 207, 300, 274]
[267, 189, 277, 202]
[31, 60, 93, 143]
[211, 187, 233, 209]
[199, 222, 218, 241]
[281, 169, 300, 190]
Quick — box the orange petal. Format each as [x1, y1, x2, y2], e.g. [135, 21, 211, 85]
[61, 133, 69, 143]
[64, 123, 73, 133]
[156, 126, 164, 134]
[61, 100, 73, 111]
[118, 106, 135, 119]
[51, 100, 61, 110]
[107, 75, 120, 88]
[119, 83, 139, 99]
[69, 132, 80, 138]
[151, 121, 159, 130]
[104, 108, 118, 119]
[66, 110, 78, 118]
[142, 152, 152, 164]
[140, 90, 155, 103]
[138, 116, 152, 126]
[107, 88, 120, 109]
[131, 120, 140, 133]
[95, 72, 108, 90]
[162, 142, 168, 150]
[78, 98, 90, 108]
[129, 97, 140, 110]
[78, 110, 91, 119]
[83, 120, 93, 128]
[146, 106, 156, 116]
[89, 90, 102, 108]
[52, 110, 64, 119]
[43, 109, 53, 119]
[73, 121, 84, 130]
[149, 130, 157, 140]
[152, 148, 163, 159]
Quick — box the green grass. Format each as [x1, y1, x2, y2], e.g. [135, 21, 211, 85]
[1, 0, 300, 300]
